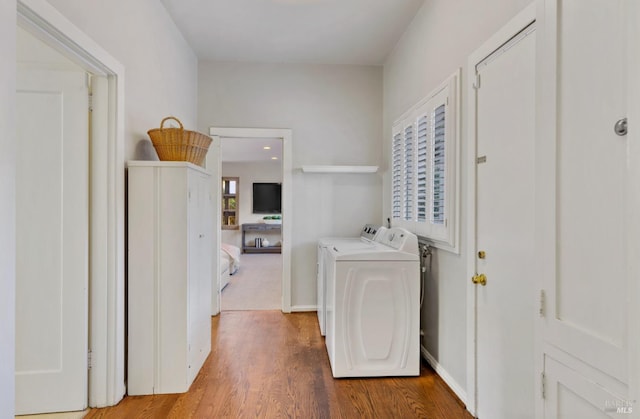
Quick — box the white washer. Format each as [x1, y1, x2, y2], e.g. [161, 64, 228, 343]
[317, 224, 385, 336]
[325, 227, 419, 378]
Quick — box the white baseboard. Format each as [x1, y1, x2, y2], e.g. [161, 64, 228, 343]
[290, 305, 316, 312]
[421, 345, 467, 407]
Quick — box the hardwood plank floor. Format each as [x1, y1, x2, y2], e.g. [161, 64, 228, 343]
[86, 311, 472, 419]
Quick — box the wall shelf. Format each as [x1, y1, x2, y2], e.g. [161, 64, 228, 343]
[242, 223, 282, 254]
[301, 165, 378, 174]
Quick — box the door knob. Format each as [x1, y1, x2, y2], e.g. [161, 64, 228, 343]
[472, 274, 487, 286]
[614, 118, 628, 136]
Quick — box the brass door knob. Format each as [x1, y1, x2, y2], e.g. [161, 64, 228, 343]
[472, 274, 487, 286]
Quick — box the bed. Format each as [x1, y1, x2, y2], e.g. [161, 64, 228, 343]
[220, 243, 241, 290]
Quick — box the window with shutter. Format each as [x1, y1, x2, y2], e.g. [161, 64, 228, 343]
[390, 70, 460, 253]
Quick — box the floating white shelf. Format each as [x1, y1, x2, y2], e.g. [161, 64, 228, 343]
[301, 165, 379, 174]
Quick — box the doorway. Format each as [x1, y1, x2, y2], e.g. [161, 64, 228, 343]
[220, 138, 283, 311]
[16, 0, 125, 410]
[207, 127, 293, 315]
[466, 5, 536, 418]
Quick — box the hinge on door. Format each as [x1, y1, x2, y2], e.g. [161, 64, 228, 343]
[87, 73, 93, 111]
[539, 289, 546, 317]
[472, 73, 481, 90]
[541, 372, 546, 399]
[88, 349, 93, 370]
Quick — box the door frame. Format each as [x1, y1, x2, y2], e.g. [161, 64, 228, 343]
[464, 4, 536, 416]
[17, 0, 126, 408]
[209, 127, 293, 314]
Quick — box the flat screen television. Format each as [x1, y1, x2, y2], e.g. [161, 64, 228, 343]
[252, 183, 281, 214]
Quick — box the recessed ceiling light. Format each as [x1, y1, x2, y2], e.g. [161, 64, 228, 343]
[263, 146, 271, 150]
[271, 157, 278, 160]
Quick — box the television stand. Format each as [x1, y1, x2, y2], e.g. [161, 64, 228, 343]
[242, 223, 282, 254]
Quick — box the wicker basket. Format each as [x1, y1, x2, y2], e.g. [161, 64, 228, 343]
[147, 116, 212, 167]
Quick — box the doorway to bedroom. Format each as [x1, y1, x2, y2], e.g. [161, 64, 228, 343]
[220, 140, 282, 311]
[208, 128, 292, 314]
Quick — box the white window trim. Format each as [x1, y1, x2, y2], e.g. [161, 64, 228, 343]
[391, 70, 461, 253]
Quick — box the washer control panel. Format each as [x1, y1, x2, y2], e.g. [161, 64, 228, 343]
[360, 224, 385, 241]
[377, 227, 418, 254]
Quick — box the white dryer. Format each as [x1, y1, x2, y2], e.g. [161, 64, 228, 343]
[316, 224, 385, 336]
[325, 227, 419, 378]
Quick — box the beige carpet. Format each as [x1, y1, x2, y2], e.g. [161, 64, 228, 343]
[221, 253, 282, 311]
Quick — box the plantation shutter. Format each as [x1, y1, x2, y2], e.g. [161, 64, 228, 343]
[403, 124, 415, 221]
[431, 104, 446, 225]
[416, 115, 429, 222]
[391, 131, 403, 219]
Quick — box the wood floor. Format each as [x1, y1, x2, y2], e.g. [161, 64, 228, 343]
[85, 311, 472, 419]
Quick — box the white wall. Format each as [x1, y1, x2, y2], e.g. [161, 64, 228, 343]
[199, 62, 383, 307]
[383, 0, 533, 398]
[47, 0, 198, 161]
[0, 1, 16, 416]
[221, 161, 283, 248]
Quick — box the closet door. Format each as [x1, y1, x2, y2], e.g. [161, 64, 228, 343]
[15, 66, 89, 415]
[473, 21, 536, 419]
[187, 170, 212, 384]
[537, 0, 632, 415]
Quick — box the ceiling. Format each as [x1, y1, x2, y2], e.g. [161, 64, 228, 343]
[220, 137, 283, 163]
[164, 0, 424, 162]
[160, 0, 425, 65]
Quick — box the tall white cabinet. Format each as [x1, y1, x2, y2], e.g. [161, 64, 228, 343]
[127, 161, 212, 395]
[536, 1, 638, 417]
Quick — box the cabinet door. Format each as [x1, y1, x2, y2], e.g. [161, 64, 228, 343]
[197, 172, 212, 355]
[187, 171, 212, 384]
[537, 0, 631, 414]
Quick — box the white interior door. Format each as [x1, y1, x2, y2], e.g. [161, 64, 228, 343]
[474, 24, 536, 419]
[537, 0, 630, 415]
[15, 65, 89, 414]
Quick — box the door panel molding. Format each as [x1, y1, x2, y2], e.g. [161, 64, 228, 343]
[545, 356, 626, 418]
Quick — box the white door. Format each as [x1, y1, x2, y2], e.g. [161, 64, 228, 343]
[15, 65, 89, 414]
[537, 0, 631, 415]
[474, 25, 536, 418]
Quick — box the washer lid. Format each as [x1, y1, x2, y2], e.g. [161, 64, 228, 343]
[318, 237, 373, 247]
[328, 243, 419, 261]
[318, 224, 385, 247]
